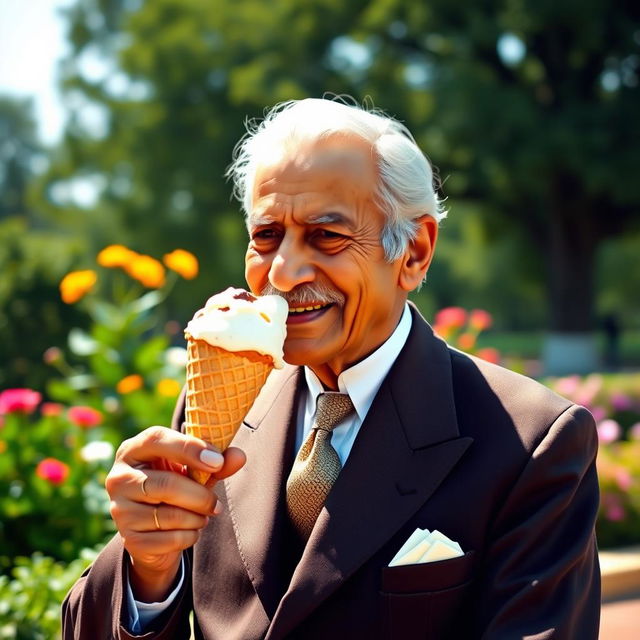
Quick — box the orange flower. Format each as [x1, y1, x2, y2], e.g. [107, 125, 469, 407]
[457, 333, 476, 351]
[432, 323, 452, 340]
[116, 374, 144, 394]
[156, 378, 181, 397]
[60, 270, 97, 304]
[163, 249, 199, 280]
[476, 348, 501, 365]
[469, 309, 493, 331]
[97, 245, 138, 268]
[125, 254, 166, 288]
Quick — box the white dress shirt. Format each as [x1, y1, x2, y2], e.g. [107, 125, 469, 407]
[127, 304, 413, 632]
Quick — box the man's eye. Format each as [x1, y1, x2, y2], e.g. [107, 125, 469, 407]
[253, 228, 278, 240]
[316, 229, 344, 240]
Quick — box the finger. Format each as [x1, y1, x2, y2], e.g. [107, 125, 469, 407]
[123, 529, 201, 557]
[203, 447, 247, 489]
[113, 468, 219, 516]
[111, 498, 213, 534]
[116, 426, 225, 475]
[211, 447, 247, 480]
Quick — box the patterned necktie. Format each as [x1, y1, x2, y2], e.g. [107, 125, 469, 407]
[286, 392, 355, 540]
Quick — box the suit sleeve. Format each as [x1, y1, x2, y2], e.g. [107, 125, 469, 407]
[62, 393, 193, 639]
[475, 405, 601, 639]
[62, 535, 193, 639]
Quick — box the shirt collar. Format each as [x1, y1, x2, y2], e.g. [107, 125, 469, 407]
[304, 304, 413, 422]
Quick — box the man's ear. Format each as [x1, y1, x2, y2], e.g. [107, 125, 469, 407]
[398, 215, 438, 292]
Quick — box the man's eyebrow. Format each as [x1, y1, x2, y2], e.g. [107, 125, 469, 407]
[247, 214, 277, 226]
[306, 212, 353, 228]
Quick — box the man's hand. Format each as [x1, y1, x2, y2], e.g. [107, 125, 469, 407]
[105, 426, 246, 602]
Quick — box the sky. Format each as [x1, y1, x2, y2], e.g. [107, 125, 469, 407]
[0, 0, 72, 145]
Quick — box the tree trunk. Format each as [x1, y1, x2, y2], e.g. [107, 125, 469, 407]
[543, 174, 600, 375]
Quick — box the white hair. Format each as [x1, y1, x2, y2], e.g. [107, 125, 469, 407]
[226, 97, 446, 261]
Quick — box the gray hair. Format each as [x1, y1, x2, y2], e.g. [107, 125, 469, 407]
[226, 97, 446, 261]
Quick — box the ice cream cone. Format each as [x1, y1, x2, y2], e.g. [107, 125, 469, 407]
[184, 338, 274, 484]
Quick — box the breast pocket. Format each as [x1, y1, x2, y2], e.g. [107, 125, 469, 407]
[379, 550, 475, 640]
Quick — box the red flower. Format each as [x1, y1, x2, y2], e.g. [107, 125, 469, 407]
[68, 406, 103, 428]
[476, 348, 501, 365]
[469, 309, 493, 331]
[434, 307, 467, 329]
[36, 458, 70, 485]
[41, 402, 64, 417]
[0, 389, 42, 415]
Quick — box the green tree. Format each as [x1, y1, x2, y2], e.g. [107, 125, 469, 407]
[0, 96, 42, 220]
[38, 0, 640, 371]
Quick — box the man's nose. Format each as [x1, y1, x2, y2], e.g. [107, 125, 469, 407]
[268, 239, 315, 292]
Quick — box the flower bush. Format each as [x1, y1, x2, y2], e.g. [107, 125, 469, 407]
[433, 306, 501, 364]
[0, 246, 196, 569]
[547, 373, 640, 548]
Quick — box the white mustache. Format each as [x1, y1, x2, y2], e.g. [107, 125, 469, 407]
[260, 283, 345, 307]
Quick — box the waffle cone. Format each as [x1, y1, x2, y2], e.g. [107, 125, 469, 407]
[184, 338, 273, 484]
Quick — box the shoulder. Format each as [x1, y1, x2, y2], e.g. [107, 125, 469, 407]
[447, 347, 593, 453]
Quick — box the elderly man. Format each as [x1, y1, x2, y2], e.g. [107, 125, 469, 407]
[63, 98, 600, 639]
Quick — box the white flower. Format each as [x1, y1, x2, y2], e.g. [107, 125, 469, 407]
[80, 440, 115, 463]
[165, 347, 188, 368]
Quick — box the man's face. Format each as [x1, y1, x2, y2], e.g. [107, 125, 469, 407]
[244, 135, 408, 388]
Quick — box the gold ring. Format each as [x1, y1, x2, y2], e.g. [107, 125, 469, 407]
[141, 476, 149, 497]
[153, 507, 161, 531]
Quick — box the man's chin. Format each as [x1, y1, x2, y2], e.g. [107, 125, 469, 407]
[283, 342, 328, 368]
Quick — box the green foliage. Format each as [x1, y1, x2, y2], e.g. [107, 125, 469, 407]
[0, 217, 89, 390]
[0, 96, 42, 219]
[34, 0, 639, 336]
[0, 548, 98, 640]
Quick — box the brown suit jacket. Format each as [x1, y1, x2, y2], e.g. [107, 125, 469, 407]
[63, 306, 600, 639]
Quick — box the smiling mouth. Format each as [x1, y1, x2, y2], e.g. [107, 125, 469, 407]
[287, 303, 333, 323]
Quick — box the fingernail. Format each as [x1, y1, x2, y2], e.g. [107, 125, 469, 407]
[214, 501, 223, 515]
[200, 449, 224, 470]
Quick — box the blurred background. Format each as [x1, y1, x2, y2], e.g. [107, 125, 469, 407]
[1, 1, 639, 637]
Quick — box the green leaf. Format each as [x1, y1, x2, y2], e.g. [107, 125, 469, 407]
[133, 335, 169, 374]
[129, 290, 164, 315]
[68, 328, 98, 356]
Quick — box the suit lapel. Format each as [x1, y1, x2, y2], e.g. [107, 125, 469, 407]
[223, 364, 302, 619]
[267, 308, 473, 638]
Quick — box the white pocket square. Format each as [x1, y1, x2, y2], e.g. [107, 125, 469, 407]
[389, 528, 464, 566]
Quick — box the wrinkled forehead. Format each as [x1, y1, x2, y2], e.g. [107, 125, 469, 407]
[251, 133, 379, 202]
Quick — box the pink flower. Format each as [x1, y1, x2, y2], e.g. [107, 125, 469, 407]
[554, 375, 581, 397]
[434, 307, 468, 329]
[590, 406, 607, 423]
[603, 494, 626, 522]
[614, 468, 633, 492]
[469, 309, 493, 331]
[68, 406, 103, 428]
[597, 419, 621, 444]
[610, 392, 633, 411]
[0, 389, 42, 415]
[41, 402, 64, 417]
[629, 422, 640, 441]
[43, 347, 63, 365]
[575, 374, 603, 409]
[36, 458, 70, 485]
